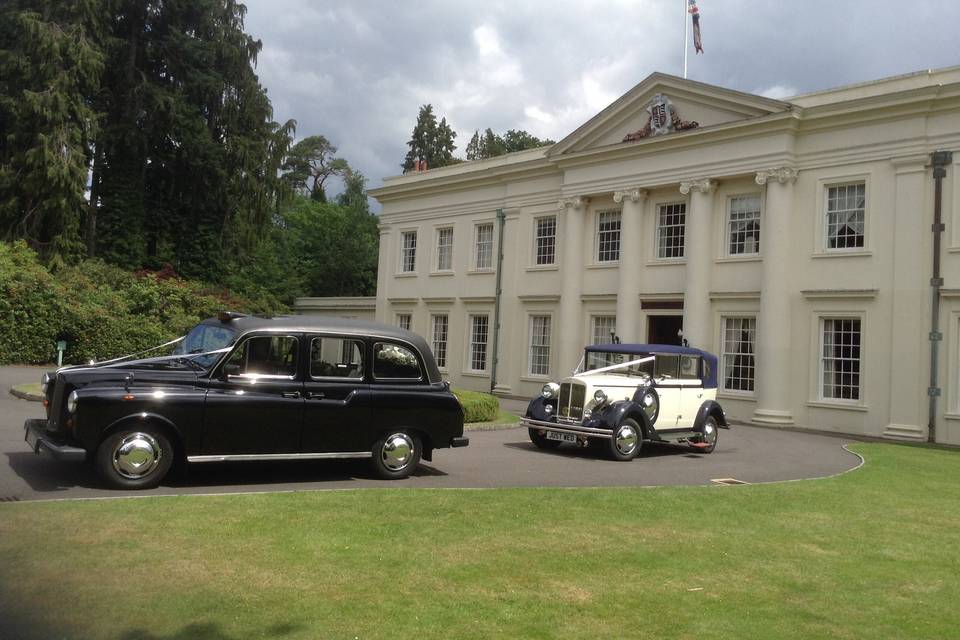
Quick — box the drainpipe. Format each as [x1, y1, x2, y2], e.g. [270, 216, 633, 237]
[928, 150, 951, 443]
[490, 208, 506, 393]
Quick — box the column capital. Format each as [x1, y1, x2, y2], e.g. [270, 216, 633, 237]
[612, 188, 648, 204]
[755, 167, 798, 185]
[558, 196, 590, 210]
[679, 178, 717, 195]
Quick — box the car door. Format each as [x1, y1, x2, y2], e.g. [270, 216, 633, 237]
[676, 355, 704, 428]
[300, 334, 373, 453]
[202, 333, 304, 455]
[653, 353, 683, 429]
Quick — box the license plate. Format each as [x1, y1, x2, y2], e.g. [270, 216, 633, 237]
[546, 431, 577, 443]
[24, 427, 40, 453]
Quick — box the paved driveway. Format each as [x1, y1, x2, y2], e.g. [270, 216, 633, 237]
[2, 366, 861, 502]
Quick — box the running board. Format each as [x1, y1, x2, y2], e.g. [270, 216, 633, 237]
[187, 451, 372, 463]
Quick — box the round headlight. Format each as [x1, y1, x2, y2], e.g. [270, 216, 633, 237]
[593, 390, 608, 405]
[541, 383, 559, 399]
[67, 390, 78, 414]
[40, 373, 51, 394]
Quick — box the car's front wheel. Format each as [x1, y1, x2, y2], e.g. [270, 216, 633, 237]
[608, 418, 642, 461]
[528, 428, 562, 450]
[95, 428, 174, 490]
[371, 431, 421, 479]
[698, 416, 719, 454]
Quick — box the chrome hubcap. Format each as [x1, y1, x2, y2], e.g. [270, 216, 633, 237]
[381, 433, 415, 471]
[704, 422, 717, 446]
[614, 424, 638, 455]
[112, 433, 161, 479]
[642, 393, 658, 420]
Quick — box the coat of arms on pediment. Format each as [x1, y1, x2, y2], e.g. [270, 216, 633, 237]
[623, 93, 699, 142]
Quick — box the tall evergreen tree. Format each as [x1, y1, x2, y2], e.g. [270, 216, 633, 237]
[281, 135, 349, 203]
[401, 104, 457, 171]
[0, 0, 105, 267]
[465, 127, 554, 160]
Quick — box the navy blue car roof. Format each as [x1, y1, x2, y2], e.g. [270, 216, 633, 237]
[585, 343, 718, 388]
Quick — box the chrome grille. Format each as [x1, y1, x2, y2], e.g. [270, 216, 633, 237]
[558, 382, 585, 421]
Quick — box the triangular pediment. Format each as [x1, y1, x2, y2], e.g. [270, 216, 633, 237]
[549, 73, 793, 156]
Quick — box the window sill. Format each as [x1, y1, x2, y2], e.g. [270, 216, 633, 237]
[394, 272, 418, 278]
[807, 400, 869, 413]
[717, 391, 757, 402]
[645, 259, 686, 267]
[587, 262, 619, 270]
[811, 250, 872, 259]
[716, 255, 761, 264]
[461, 370, 490, 378]
[521, 375, 553, 383]
[429, 271, 455, 277]
[526, 264, 559, 272]
[467, 269, 495, 276]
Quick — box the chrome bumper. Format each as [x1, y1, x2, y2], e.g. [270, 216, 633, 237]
[521, 417, 613, 440]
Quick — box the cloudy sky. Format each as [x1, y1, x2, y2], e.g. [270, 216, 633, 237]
[242, 0, 960, 200]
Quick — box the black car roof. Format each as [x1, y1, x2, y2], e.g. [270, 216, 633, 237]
[200, 314, 442, 383]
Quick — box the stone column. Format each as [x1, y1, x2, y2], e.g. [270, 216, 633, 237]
[679, 179, 717, 348]
[558, 196, 589, 375]
[374, 224, 391, 323]
[752, 167, 798, 425]
[613, 188, 648, 343]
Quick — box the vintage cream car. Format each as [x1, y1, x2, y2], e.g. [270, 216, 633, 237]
[521, 344, 728, 460]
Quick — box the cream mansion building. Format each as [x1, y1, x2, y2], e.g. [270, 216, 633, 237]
[310, 67, 960, 445]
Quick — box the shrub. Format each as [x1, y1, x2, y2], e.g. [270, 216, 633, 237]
[453, 388, 500, 423]
[0, 241, 287, 365]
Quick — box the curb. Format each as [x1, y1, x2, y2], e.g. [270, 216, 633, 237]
[10, 386, 43, 402]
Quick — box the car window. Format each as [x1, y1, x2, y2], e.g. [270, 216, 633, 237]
[310, 337, 364, 379]
[373, 342, 423, 380]
[679, 356, 701, 380]
[654, 354, 679, 379]
[225, 335, 298, 378]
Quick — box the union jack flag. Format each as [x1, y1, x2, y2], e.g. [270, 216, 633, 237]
[689, 0, 703, 54]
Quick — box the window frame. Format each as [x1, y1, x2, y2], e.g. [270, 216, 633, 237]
[395, 313, 412, 331]
[372, 341, 425, 382]
[725, 193, 762, 257]
[824, 181, 867, 252]
[434, 226, 454, 272]
[307, 335, 365, 382]
[655, 201, 687, 260]
[527, 314, 553, 377]
[466, 313, 490, 373]
[473, 222, 494, 271]
[431, 313, 449, 371]
[532, 215, 558, 266]
[594, 209, 622, 264]
[221, 333, 300, 381]
[818, 315, 864, 404]
[719, 315, 757, 395]
[399, 229, 418, 273]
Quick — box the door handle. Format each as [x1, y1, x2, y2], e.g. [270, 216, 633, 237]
[282, 391, 300, 399]
[306, 392, 325, 400]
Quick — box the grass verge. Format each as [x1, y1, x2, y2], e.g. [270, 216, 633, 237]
[1, 443, 958, 639]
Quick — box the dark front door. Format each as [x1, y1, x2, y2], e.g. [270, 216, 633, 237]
[300, 336, 373, 453]
[202, 334, 303, 455]
[647, 315, 684, 346]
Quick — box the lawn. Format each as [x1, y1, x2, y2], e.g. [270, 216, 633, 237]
[1, 443, 958, 639]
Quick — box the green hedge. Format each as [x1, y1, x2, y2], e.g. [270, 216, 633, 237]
[0, 241, 286, 365]
[453, 388, 500, 423]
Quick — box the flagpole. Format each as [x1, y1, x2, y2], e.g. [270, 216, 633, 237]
[683, 0, 689, 79]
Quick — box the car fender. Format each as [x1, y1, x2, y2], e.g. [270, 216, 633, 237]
[693, 400, 728, 431]
[587, 401, 656, 439]
[525, 395, 557, 422]
[101, 411, 184, 447]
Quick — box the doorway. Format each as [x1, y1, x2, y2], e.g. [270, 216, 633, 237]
[647, 315, 683, 346]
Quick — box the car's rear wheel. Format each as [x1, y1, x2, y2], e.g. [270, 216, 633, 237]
[528, 428, 562, 449]
[698, 416, 719, 454]
[608, 418, 641, 461]
[371, 431, 421, 479]
[95, 428, 174, 490]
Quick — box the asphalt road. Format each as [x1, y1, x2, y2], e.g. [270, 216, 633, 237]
[1, 365, 862, 502]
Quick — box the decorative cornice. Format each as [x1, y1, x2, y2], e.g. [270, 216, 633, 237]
[518, 294, 562, 303]
[612, 188, 648, 204]
[679, 178, 717, 195]
[755, 167, 799, 185]
[709, 291, 761, 301]
[800, 288, 878, 300]
[558, 196, 590, 210]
